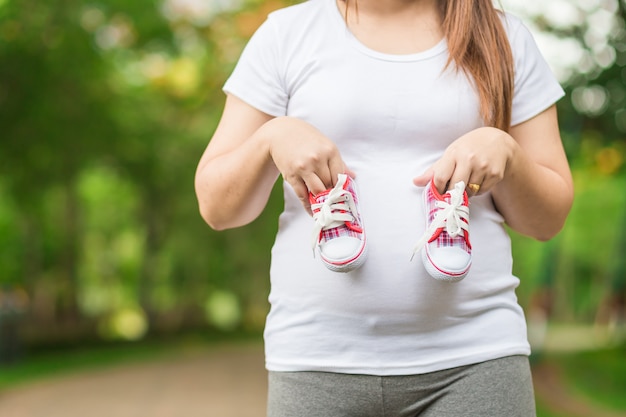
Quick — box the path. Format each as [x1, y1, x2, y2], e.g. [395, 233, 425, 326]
[0, 343, 267, 417]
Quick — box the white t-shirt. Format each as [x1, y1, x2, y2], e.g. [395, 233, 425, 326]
[224, 0, 565, 375]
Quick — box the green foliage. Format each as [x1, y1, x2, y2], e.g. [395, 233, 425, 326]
[0, 0, 625, 351]
[513, 168, 626, 322]
[0, 0, 281, 344]
[551, 346, 626, 412]
[0, 181, 21, 285]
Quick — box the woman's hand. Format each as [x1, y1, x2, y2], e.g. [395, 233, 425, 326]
[413, 105, 573, 242]
[413, 127, 517, 196]
[263, 116, 354, 214]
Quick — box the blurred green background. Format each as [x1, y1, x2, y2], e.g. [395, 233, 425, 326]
[0, 0, 625, 415]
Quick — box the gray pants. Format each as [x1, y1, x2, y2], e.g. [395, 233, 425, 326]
[267, 355, 536, 417]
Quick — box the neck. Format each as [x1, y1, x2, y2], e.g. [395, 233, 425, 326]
[336, 0, 443, 55]
[340, 0, 439, 17]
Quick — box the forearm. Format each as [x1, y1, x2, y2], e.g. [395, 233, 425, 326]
[491, 138, 573, 241]
[195, 124, 279, 230]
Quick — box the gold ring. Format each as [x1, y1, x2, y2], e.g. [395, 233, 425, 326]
[467, 183, 481, 194]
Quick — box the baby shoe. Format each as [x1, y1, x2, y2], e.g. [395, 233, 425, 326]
[412, 180, 471, 282]
[310, 174, 367, 273]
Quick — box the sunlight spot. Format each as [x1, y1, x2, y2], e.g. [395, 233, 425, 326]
[543, 0, 583, 28]
[204, 290, 241, 330]
[165, 57, 200, 97]
[105, 307, 149, 341]
[95, 15, 135, 50]
[572, 85, 609, 116]
[595, 147, 624, 175]
[80, 6, 105, 33]
[161, 0, 243, 26]
[140, 52, 170, 83]
[593, 45, 616, 69]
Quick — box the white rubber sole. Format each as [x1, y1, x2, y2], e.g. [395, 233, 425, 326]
[321, 241, 368, 273]
[422, 246, 471, 282]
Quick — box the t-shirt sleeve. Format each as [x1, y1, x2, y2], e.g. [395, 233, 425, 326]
[223, 17, 288, 117]
[508, 17, 565, 126]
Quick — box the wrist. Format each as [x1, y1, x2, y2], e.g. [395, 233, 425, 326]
[501, 129, 520, 176]
[255, 116, 286, 164]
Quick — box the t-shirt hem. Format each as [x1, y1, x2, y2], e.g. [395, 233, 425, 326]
[222, 87, 285, 118]
[265, 345, 531, 376]
[511, 89, 565, 127]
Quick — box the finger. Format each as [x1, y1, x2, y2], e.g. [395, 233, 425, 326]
[448, 163, 472, 193]
[319, 164, 336, 190]
[473, 175, 500, 196]
[344, 166, 357, 179]
[302, 172, 328, 197]
[328, 158, 349, 186]
[300, 196, 313, 216]
[466, 176, 484, 196]
[431, 161, 456, 194]
[289, 178, 313, 215]
[413, 168, 433, 187]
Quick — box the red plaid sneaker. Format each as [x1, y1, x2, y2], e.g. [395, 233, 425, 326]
[310, 174, 367, 273]
[412, 180, 471, 282]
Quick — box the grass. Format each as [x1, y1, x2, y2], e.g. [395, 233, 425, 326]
[537, 402, 572, 417]
[532, 344, 626, 417]
[552, 346, 626, 411]
[0, 342, 169, 390]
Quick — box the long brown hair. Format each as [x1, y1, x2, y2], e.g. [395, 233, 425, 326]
[440, 0, 514, 131]
[342, 0, 515, 131]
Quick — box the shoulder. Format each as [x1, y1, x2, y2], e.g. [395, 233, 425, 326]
[266, 0, 327, 30]
[257, 0, 333, 59]
[498, 12, 529, 41]
[500, 12, 565, 124]
[498, 12, 537, 51]
[239, 0, 328, 58]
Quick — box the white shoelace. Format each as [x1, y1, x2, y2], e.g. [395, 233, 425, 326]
[411, 181, 469, 260]
[311, 174, 358, 253]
